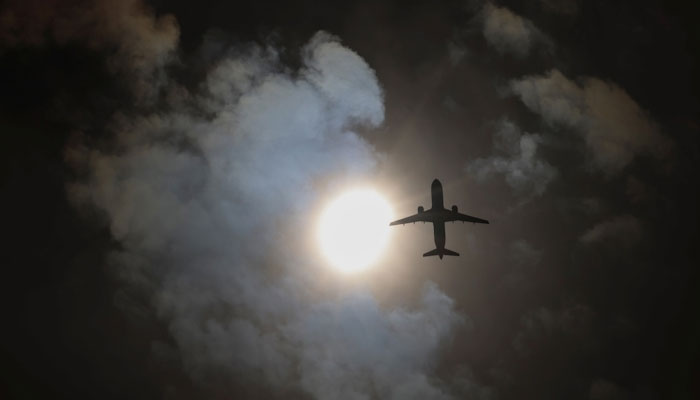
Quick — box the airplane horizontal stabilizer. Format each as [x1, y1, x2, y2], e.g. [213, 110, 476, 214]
[423, 249, 440, 257]
[442, 248, 459, 256]
[422, 248, 460, 257]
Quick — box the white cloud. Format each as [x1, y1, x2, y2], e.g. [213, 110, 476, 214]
[67, 31, 465, 398]
[510, 69, 673, 174]
[285, 283, 463, 400]
[468, 119, 558, 198]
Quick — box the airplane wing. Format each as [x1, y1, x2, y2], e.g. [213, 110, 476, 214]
[444, 212, 489, 224]
[389, 213, 434, 226]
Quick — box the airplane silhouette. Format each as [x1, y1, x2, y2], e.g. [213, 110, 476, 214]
[390, 179, 488, 259]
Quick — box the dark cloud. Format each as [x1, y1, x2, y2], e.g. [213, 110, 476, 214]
[589, 379, 629, 400]
[579, 215, 644, 246]
[625, 176, 657, 206]
[480, 2, 551, 58]
[502, 240, 542, 288]
[512, 304, 595, 357]
[509, 240, 542, 267]
[2, 1, 699, 399]
[538, 0, 580, 16]
[0, 0, 179, 98]
[447, 41, 469, 65]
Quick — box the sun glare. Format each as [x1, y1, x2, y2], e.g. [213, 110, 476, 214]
[317, 189, 393, 272]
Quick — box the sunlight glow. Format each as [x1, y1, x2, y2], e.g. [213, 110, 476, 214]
[317, 189, 393, 272]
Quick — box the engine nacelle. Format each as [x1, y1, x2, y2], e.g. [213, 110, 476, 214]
[418, 206, 424, 213]
[452, 205, 458, 213]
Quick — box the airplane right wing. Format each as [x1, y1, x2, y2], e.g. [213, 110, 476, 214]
[389, 213, 433, 226]
[445, 212, 489, 224]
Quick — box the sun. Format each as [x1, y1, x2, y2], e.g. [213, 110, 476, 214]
[317, 189, 393, 272]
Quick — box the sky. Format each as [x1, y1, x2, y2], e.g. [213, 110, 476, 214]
[1, 0, 699, 399]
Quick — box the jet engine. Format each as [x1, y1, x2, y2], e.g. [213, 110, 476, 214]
[418, 206, 424, 213]
[452, 205, 458, 213]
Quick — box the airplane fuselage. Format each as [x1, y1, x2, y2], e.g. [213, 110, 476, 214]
[430, 179, 447, 258]
[389, 178, 488, 258]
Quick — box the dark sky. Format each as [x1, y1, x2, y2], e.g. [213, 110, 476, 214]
[1, 1, 699, 399]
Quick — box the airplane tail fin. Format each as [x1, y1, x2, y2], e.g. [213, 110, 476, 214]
[422, 248, 460, 257]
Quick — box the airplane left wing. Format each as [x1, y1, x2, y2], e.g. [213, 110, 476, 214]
[390, 213, 433, 226]
[444, 212, 489, 224]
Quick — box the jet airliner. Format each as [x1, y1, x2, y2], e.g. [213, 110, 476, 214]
[390, 179, 488, 259]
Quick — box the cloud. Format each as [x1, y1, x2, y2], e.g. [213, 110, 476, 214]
[447, 41, 469, 65]
[481, 3, 548, 57]
[286, 283, 464, 400]
[512, 304, 595, 357]
[509, 240, 542, 267]
[579, 215, 644, 246]
[467, 119, 558, 199]
[510, 69, 673, 174]
[67, 31, 465, 398]
[0, 0, 179, 98]
[450, 367, 498, 400]
[539, 0, 579, 16]
[625, 176, 657, 205]
[503, 240, 542, 288]
[589, 379, 629, 400]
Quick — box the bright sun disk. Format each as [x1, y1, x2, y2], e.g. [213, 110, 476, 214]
[317, 189, 393, 272]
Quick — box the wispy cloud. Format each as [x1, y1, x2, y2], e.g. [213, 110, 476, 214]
[510, 70, 673, 175]
[468, 119, 558, 200]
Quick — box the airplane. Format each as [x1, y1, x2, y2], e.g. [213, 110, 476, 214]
[390, 179, 488, 259]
